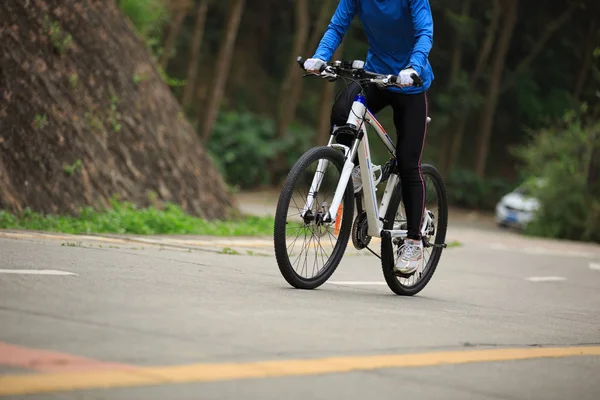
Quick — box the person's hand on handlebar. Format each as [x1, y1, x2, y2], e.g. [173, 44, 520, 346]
[303, 58, 326, 73]
[398, 67, 418, 87]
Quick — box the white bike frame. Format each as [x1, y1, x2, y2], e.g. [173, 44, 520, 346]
[302, 93, 432, 239]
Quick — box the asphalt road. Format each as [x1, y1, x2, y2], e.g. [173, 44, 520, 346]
[0, 225, 599, 399]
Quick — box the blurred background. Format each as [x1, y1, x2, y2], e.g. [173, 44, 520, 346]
[0, 0, 598, 242]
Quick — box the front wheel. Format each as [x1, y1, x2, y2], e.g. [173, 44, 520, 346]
[274, 146, 354, 289]
[381, 164, 448, 296]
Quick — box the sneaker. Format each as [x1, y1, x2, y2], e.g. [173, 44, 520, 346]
[351, 166, 362, 193]
[394, 239, 423, 275]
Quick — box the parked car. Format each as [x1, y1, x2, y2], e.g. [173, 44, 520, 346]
[495, 184, 540, 229]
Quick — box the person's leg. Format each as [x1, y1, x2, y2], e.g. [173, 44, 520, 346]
[392, 91, 428, 241]
[392, 93, 428, 240]
[388, 91, 428, 274]
[364, 83, 389, 117]
[330, 83, 388, 146]
[330, 82, 360, 147]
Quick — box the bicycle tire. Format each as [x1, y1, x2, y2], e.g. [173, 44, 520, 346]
[380, 164, 448, 296]
[274, 146, 354, 289]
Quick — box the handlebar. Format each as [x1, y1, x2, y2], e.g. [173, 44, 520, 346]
[296, 56, 423, 88]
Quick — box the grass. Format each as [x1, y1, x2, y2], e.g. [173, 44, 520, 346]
[218, 247, 240, 255]
[0, 199, 275, 237]
[61, 242, 82, 247]
[446, 240, 463, 248]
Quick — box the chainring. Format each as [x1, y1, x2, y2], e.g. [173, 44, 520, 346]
[351, 211, 371, 250]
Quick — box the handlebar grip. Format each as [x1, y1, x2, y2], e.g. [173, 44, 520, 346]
[296, 56, 327, 73]
[388, 74, 422, 87]
[411, 73, 423, 87]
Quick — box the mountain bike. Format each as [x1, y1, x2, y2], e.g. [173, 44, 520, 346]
[273, 57, 448, 296]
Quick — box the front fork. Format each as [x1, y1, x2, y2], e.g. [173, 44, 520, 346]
[301, 137, 358, 221]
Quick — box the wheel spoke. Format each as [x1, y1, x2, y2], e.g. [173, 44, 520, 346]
[388, 167, 447, 291]
[275, 148, 352, 287]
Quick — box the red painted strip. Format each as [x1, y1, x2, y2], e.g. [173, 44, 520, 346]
[367, 111, 386, 133]
[0, 341, 136, 372]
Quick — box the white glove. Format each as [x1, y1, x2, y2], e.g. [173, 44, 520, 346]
[304, 58, 326, 72]
[398, 67, 418, 87]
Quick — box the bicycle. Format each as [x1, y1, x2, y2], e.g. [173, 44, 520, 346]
[273, 57, 448, 296]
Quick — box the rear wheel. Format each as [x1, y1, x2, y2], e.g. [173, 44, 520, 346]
[380, 164, 448, 296]
[274, 146, 354, 289]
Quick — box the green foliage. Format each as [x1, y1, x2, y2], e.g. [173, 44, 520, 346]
[132, 72, 148, 86]
[33, 114, 49, 130]
[219, 247, 240, 255]
[63, 159, 83, 176]
[118, 0, 169, 56]
[513, 108, 600, 243]
[69, 73, 79, 89]
[158, 66, 187, 88]
[208, 110, 312, 189]
[109, 94, 122, 132]
[0, 199, 275, 237]
[85, 112, 104, 132]
[43, 16, 73, 54]
[118, 0, 167, 39]
[446, 169, 513, 210]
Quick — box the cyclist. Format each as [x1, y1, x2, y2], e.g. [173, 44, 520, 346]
[304, 0, 434, 275]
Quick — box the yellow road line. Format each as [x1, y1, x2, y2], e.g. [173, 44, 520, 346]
[1, 346, 599, 396]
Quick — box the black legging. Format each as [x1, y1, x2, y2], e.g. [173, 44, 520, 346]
[331, 82, 428, 240]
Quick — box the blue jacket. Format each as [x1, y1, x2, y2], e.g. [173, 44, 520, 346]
[313, 0, 434, 94]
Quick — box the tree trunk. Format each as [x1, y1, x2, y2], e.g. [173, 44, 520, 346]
[0, 0, 234, 219]
[449, 0, 471, 82]
[439, 0, 472, 173]
[254, 0, 274, 56]
[308, 0, 334, 53]
[201, 0, 245, 143]
[471, 0, 501, 86]
[276, 0, 310, 139]
[574, 14, 598, 101]
[474, 0, 519, 177]
[158, 0, 190, 70]
[445, 0, 500, 174]
[315, 43, 345, 145]
[182, 0, 210, 108]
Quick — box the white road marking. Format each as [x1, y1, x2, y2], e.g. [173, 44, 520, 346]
[590, 263, 600, 271]
[525, 276, 566, 282]
[327, 281, 386, 285]
[0, 269, 77, 276]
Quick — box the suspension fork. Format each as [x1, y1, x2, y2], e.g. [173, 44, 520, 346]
[301, 137, 357, 220]
[301, 137, 336, 217]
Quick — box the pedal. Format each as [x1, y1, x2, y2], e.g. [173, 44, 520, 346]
[424, 243, 447, 248]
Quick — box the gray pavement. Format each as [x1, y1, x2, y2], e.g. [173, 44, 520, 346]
[0, 222, 600, 399]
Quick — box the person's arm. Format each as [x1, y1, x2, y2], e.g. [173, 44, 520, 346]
[407, 0, 433, 76]
[313, 0, 357, 61]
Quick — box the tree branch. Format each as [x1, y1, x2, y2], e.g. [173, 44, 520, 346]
[307, 0, 334, 53]
[470, 0, 501, 87]
[501, 3, 578, 93]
